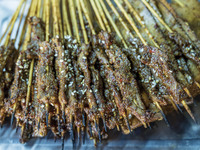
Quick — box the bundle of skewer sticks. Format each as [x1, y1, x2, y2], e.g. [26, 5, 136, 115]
[0, 0, 200, 149]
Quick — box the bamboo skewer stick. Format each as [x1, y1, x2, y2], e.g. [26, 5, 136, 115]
[98, 0, 128, 48]
[170, 99, 178, 113]
[42, 0, 46, 22]
[100, 0, 169, 127]
[155, 102, 170, 127]
[89, 0, 134, 132]
[25, 0, 41, 113]
[140, 0, 173, 33]
[95, 0, 111, 33]
[116, 0, 189, 118]
[123, 0, 159, 48]
[79, 0, 102, 142]
[158, 0, 200, 51]
[105, 0, 134, 39]
[0, 0, 25, 44]
[137, 0, 196, 119]
[77, 0, 88, 44]
[22, 0, 38, 51]
[62, 0, 72, 36]
[20, 0, 40, 138]
[181, 100, 196, 122]
[69, 0, 80, 42]
[98, 0, 132, 131]
[57, 0, 64, 39]
[173, 0, 184, 7]
[45, 0, 50, 41]
[114, 0, 147, 46]
[0, 16, 15, 44]
[184, 88, 192, 98]
[195, 81, 200, 89]
[18, 0, 33, 49]
[90, 0, 106, 31]
[80, 0, 96, 36]
[52, 0, 60, 37]
[10, 0, 37, 126]
[15, 0, 27, 41]
[4, 0, 26, 47]
[37, 0, 42, 18]
[52, 0, 63, 135]
[62, 0, 67, 37]
[2, 0, 200, 145]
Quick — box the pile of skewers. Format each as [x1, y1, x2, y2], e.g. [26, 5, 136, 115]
[0, 0, 200, 149]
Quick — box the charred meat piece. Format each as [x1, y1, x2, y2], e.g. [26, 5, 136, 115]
[5, 51, 31, 120]
[78, 44, 98, 121]
[99, 64, 120, 130]
[36, 41, 58, 127]
[169, 33, 200, 67]
[97, 31, 147, 123]
[139, 45, 191, 104]
[64, 36, 82, 141]
[0, 40, 18, 105]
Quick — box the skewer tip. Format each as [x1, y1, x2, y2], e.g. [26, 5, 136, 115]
[16, 125, 19, 133]
[88, 121, 93, 138]
[54, 136, 57, 143]
[175, 103, 183, 114]
[160, 110, 170, 127]
[195, 81, 200, 89]
[11, 110, 16, 127]
[70, 122, 74, 141]
[103, 117, 107, 132]
[46, 112, 49, 127]
[95, 121, 101, 143]
[77, 127, 81, 145]
[182, 100, 196, 123]
[81, 127, 85, 145]
[184, 88, 192, 98]
[147, 123, 152, 130]
[62, 111, 66, 124]
[125, 116, 132, 133]
[155, 102, 170, 127]
[57, 115, 61, 135]
[61, 135, 65, 150]
[38, 119, 40, 131]
[82, 113, 85, 127]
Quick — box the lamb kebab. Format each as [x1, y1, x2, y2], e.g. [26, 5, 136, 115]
[0, 41, 18, 125]
[108, 0, 199, 120]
